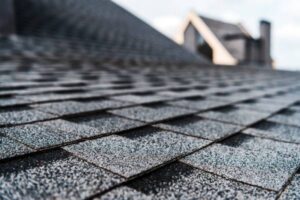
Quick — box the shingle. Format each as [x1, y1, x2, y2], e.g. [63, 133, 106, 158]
[0, 149, 124, 199]
[32, 99, 130, 116]
[0, 136, 34, 160]
[0, 96, 32, 107]
[68, 113, 145, 135]
[41, 119, 101, 138]
[198, 106, 270, 126]
[235, 99, 288, 113]
[110, 93, 173, 104]
[0, 108, 55, 126]
[245, 121, 300, 144]
[181, 144, 300, 191]
[222, 133, 300, 156]
[109, 104, 194, 123]
[0, 123, 81, 149]
[167, 96, 229, 111]
[156, 116, 243, 141]
[64, 128, 210, 177]
[98, 162, 277, 200]
[268, 109, 300, 127]
[279, 174, 300, 200]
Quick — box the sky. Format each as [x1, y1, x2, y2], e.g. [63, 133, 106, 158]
[113, 0, 300, 71]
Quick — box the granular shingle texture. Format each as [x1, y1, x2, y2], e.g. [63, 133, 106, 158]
[0, 150, 124, 200]
[99, 162, 277, 200]
[182, 144, 300, 191]
[0, 0, 300, 199]
[64, 128, 210, 178]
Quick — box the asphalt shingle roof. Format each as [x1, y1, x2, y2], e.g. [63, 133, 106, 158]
[0, 0, 300, 199]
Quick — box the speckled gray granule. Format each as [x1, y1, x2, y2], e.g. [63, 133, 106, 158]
[1, 123, 82, 149]
[156, 117, 243, 141]
[64, 129, 210, 178]
[0, 109, 55, 126]
[198, 108, 270, 126]
[109, 105, 194, 123]
[245, 121, 300, 144]
[68, 113, 145, 134]
[98, 162, 277, 200]
[167, 98, 229, 111]
[111, 94, 172, 103]
[224, 133, 300, 156]
[279, 174, 300, 200]
[0, 136, 34, 159]
[40, 119, 101, 137]
[181, 144, 300, 191]
[32, 99, 130, 116]
[0, 150, 124, 200]
[268, 112, 300, 127]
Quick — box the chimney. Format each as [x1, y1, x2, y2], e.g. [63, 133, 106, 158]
[0, 0, 16, 36]
[260, 20, 272, 66]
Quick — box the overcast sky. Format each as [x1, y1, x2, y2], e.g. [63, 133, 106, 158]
[113, 0, 300, 70]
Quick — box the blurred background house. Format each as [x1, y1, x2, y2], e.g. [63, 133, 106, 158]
[176, 11, 273, 68]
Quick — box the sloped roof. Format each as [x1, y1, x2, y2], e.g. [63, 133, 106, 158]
[0, 1, 300, 200]
[2, 0, 206, 64]
[200, 15, 251, 60]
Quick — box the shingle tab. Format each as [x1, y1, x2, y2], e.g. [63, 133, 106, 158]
[1, 123, 81, 149]
[0, 136, 34, 159]
[268, 109, 300, 127]
[167, 96, 229, 111]
[235, 99, 289, 113]
[0, 108, 55, 126]
[245, 121, 300, 144]
[109, 104, 194, 123]
[198, 106, 270, 126]
[68, 113, 145, 135]
[98, 162, 277, 200]
[182, 144, 300, 191]
[64, 128, 210, 177]
[110, 93, 173, 104]
[156, 116, 243, 140]
[222, 133, 300, 156]
[279, 174, 300, 200]
[41, 119, 101, 138]
[32, 99, 130, 116]
[0, 149, 124, 199]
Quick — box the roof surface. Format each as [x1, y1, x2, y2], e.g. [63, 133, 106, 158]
[0, 0, 300, 200]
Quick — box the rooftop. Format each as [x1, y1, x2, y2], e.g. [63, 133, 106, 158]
[0, 0, 300, 199]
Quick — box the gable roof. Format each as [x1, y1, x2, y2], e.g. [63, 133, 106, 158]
[200, 15, 251, 59]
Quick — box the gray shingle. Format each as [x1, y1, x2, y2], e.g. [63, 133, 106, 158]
[198, 106, 270, 126]
[268, 109, 300, 127]
[222, 133, 300, 156]
[245, 121, 300, 144]
[0, 150, 124, 199]
[181, 144, 300, 191]
[235, 99, 289, 113]
[68, 113, 145, 135]
[279, 174, 300, 200]
[32, 99, 130, 116]
[109, 104, 194, 123]
[110, 93, 173, 104]
[41, 119, 101, 138]
[156, 116, 243, 141]
[1, 123, 81, 149]
[0, 136, 34, 159]
[99, 162, 277, 200]
[64, 128, 210, 177]
[167, 97, 229, 111]
[0, 109, 55, 126]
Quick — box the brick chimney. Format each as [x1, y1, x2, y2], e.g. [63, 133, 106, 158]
[0, 0, 16, 36]
[260, 20, 272, 66]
